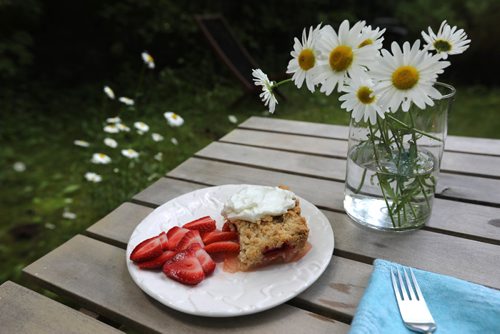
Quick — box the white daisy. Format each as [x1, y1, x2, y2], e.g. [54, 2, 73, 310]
[118, 97, 135, 106]
[371, 40, 450, 112]
[422, 20, 470, 59]
[62, 210, 77, 220]
[141, 51, 155, 69]
[358, 25, 385, 50]
[91, 153, 112, 164]
[104, 138, 118, 148]
[113, 168, 119, 173]
[287, 24, 322, 92]
[45, 223, 56, 230]
[13, 161, 26, 172]
[151, 133, 164, 142]
[116, 123, 130, 132]
[339, 77, 385, 125]
[73, 140, 90, 147]
[154, 152, 163, 161]
[104, 124, 119, 133]
[85, 172, 102, 183]
[106, 116, 121, 124]
[171, 137, 179, 145]
[134, 121, 149, 135]
[121, 148, 139, 159]
[252, 68, 278, 113]
[164, 111, 184, 127]
[228, 115, 238, 124]
[312, 20, 378, 95]
[103, 86, 115, 99]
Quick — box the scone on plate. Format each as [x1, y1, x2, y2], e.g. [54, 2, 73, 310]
[221, 185, 310, 271]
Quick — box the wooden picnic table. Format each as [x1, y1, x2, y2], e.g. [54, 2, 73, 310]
[4, 116, 500, 333]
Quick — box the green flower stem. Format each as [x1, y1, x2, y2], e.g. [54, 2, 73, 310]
[271, 78, 293, 89]
[386, 114, 442, 142]
[354, 167, 367, 194]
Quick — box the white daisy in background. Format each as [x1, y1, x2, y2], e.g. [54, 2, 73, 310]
[422, 20, 471, 59]
[118, 97, 135, 106]
[154, 152, 163, 161]
[312, 20, 378, 95]
[141, 51, 155, 69]
[103, 86, 115, 99]
[85, 172, 102, 183]
[171, 137, 179, 146]
[45, 223, 56, 230]
[73, 140, 90, 148]
[134, 121, 150, 135]
[358, 25, 385, 50]
[371, 40, 450, 112]
[151, 133, 164, 142]
[228, 115, 238, 124]
[91, 153, 112, 164]
[104, 138, 118, 148]
[13, 161, 26, 172]
[287, 24, 322, 92]
[339, 77, 384, 125]
[62, 210, 77, 220]
[252, 68, 278, 113]
[104, 124, 119, 133]
[113, 168, 119, 173]
[121, 148, 139, 159]
[106, 116, 121, 124]
[164, 111, 184, 127]
[116, 123, 130, 132]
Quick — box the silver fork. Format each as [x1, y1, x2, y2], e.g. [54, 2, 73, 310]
[391, 268, 437, 333]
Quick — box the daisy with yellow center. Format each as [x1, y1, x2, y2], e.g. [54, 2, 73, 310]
[117, 123, 130, 132]
[371, 40, 450, 112]
[104, 124, 119, 133]
[312, 20, 378, 95]
[134, 121, 150, 135]
[339, 77, 384, 125]
[421, 20, 471, 59]
[121, 149, 139, 159]
[91, 153, 111, 164]
[358, 25, 385, 50]
[286, 24, 322, 92]
[252, 68, 278, 113]
[164, 111, 184, 127]
[104, 138, 118, 148]
[85, 172, 102, 183]
[141, 51, 155, 69]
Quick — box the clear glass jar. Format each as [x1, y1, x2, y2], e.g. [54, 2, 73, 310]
[344, 82, 456, 231]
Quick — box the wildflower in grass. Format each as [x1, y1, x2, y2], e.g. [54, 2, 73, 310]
[13, 161, 26, 172]
[106, 116, 121, 124]
[371, 40, 450, 112]
[113, 168, 119, 173]
[358, 25, 385, 50]
[104, 124, 119, 133]
[142, 51, 155, 69]
[121, 148, 139, 159]
[171, 137, 179, 145]
[91, 153, 112, 164]
[421, 20, 471, 59]
[117, 123, 130, 132]
[119, 97, 135, 106]
[228, 115, 238, 124]
[74, 140, 90, 148]
[164, 111, 184, 127]
[62, 210, 77, 220]
[287, 24, 322, 92]
[252, 69, 278, 114]
[104, 138, 118, 148]
[85, 172, 102, 183]
[152, 133, 164, 142]
[45, 223, 56, 230]
[339, 77, 384, 125]
[134, 121, 150, 135]
[154, 152, 163, 161]
[103, 86, 115, 99]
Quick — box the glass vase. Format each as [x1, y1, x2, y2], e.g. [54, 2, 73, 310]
[344, 82, 456, 231]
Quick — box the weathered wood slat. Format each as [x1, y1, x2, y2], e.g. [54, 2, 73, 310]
[168, 158, 500, 242]
[0, 281, 122, 334]
[198, 141, 500, 205]
[221, 129, 500, 178]
[240, 116, 500, 156]
[23, 235, 349, 334]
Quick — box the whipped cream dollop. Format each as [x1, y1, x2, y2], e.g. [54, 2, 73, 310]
[221, 186, 296, 223]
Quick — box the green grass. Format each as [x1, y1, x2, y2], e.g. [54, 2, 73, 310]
[1, 76, 499, 286]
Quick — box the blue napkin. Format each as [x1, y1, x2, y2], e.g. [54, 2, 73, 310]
[349, 259, 500, 334]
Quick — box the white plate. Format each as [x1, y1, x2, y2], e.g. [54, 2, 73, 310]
[126, 184, 334, 317]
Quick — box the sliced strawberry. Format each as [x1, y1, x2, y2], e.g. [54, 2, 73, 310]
[202, 231, 238, 245]
[163, 250, 205, 285]
[222, 222, 235, 232]
[204, 241, 240, 255]
[138, 250, 176, 269]
[166, 226, 190, 250]
[183, 216, 216, 233]
[176, 230, 205, 251]
[193, 247, 216, 275]
[158, 232, 169, 251]
[130, 236, 163, 262]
